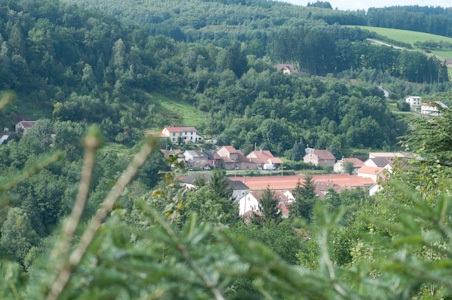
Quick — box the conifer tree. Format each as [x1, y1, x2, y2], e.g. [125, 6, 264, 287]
[257, 186, 281, 225]
[209, 169, 232, 200]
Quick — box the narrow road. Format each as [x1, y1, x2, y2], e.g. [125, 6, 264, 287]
[366, 38, 405, 50]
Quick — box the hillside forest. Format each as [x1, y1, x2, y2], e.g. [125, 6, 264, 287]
[2, 0, 452, 298]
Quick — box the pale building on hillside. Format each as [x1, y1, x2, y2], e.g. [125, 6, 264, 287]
[15, 121, 36, 136]
[161, 127, 203, 143]
[405, 96, 421, 107]
[421, 101, 448, 116]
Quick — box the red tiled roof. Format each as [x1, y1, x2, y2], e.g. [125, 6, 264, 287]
[164, 127, 183, 133]
[342, 158, 364, 168]
[249, 190, 290, 203]
[222, 146, 239, 154]
[269, 157, 284, 164]
[312, 150, 336, 160]
[230, 174, 374, 191]
[279, 203, 291, 216]
[247, 150, 282, 164]
[358, 166, 385, 175]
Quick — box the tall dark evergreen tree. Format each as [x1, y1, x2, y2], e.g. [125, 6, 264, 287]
[290, 176, 317, 222]
[256, 186, 282, 225]
[209, 169, 233, 200]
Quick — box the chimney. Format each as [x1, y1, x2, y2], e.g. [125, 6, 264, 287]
[260, 149, 263, 153]
[244, 176, 246, 183]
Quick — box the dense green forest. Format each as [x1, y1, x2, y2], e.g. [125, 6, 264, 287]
[2, 0, 452, 298]
[0, 0, 450, 156]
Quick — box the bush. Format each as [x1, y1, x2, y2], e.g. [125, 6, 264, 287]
[397, 100, 410, 111]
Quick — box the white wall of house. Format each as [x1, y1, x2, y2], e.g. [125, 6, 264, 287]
[357, 172, 379, 183]
[232, 189, 248, 201]
[238, 193, 258, 216]
[364, 159, 378, 167]
[369, 184, 383, 196]
[405, 96, 421, 106]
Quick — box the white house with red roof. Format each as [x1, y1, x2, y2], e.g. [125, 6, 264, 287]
[333, 158, 364, 174]
[246, 150, 283, 169]
[161, 127, 203, 143]
[15, 121, 36, 136]
[357, 166, 389, 183]
[237, 190, 294, 218]
[421, 101, 448, 116]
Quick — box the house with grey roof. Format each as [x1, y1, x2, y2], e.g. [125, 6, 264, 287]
[180, 172, 249, 200]
[184, 150, 209, 168]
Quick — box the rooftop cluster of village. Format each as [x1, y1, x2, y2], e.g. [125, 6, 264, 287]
[155, 127, 414, 222]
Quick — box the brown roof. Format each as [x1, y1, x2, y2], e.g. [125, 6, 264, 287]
[276, 64, 297, 72]
[231, 174, 374, 191]
[180, 127, 197, 132]
[314, 181, 346, 199]
[312, 150, 336, 160]
[18, 121, 36, 128]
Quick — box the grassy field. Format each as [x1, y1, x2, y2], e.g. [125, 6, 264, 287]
[350, 26, 452, 50]
[386, 101, 419, 119]
[152, 93, 206, 128]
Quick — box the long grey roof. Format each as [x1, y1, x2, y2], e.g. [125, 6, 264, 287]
[369, 158, 390, 167]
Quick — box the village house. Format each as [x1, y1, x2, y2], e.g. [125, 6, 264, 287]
[202, 149, 223, 169]
[246, 150, 283, 169]
[357, 166, 388, 183]
[405, 96, 421, 107]
[216, 146, 258, 170]
[445, 58, 452, 68]
[161, 127, 203, 143]
[364, 157, 391, 168]
[276, 64, 298, 75]
[303, 149, 336, 167]
[15, 121, 36, 136]
[314, 181, 346, 198]
[184, 150, 209, 168]
[420, 101, 448, 116]
[333, 158, 364, 174]
[237, 190, 294, 218]
[180, 172, 249, 200]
